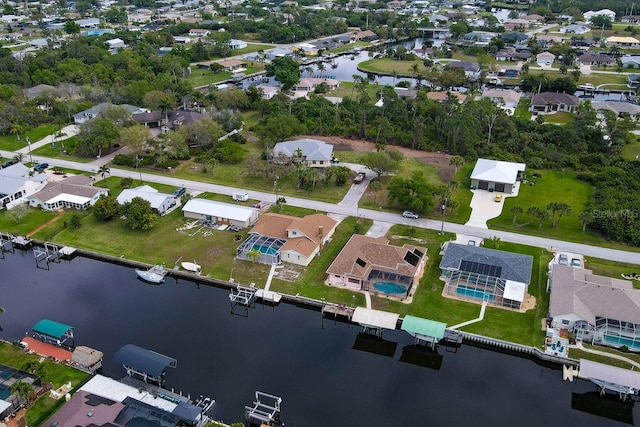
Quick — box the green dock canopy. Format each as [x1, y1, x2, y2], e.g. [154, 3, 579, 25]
[32, 319, 74, 339]
[401, 315, 446, 340]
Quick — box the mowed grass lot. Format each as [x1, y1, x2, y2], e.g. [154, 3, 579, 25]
[528, 69, 627, 87]
[187, 64, 264, 88]
[487, 169, 595, 242]
[358, 58, 428, 76]
[31, 136, 96, 164]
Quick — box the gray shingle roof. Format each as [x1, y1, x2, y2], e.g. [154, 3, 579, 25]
[531, 92, 579, 107]
[550, 265, 640, 324]
[439, 242, 533, 284]
[273, 138, 334, 162]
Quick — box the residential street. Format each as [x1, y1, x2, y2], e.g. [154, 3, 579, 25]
[2, 149, 638, 265]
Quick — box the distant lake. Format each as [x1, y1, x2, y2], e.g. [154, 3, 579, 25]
[1, 250, 638, 426]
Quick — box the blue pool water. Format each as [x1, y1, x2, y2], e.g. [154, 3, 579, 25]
[604, 334, 640, 351]
[456, 285, 495, 302]
[253, 245, 278, 255]
[373, 281, 407, 295]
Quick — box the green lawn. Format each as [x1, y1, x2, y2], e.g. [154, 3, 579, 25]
[358, 58, 428, 77]
[544, 111, 574, 124]
[0, 124, 59, 152]
[0, 342, 90, 427]
[586, 256, 640, 289]
[514, 98, 533, 120]
[187, 65, 263, 88]
[623, 135, 640, 161]
[528, 69, 628, 87]
[325, 41, 371, 54]
[31, 136, 96, 163]
[487, 169, 595, 241]
[0, 208, 60, 236]
[322, 81, 382, 100]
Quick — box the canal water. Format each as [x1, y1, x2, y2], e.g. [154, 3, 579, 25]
[1, 251, 638, 426]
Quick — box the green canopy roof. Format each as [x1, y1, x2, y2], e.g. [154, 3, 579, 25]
[401, 315, 446, 340]
[32, 319, 73, 339]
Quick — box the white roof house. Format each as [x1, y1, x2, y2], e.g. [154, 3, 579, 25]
[80, 375, 178, 412]
[182, 199, 259, 228]
[28, 175, 108, 211]
[470, 159, 526, 193]
[117, 185, 175, 215]
[584, 9, 616, 22]
[272, 138, 334, 167]
[0, 163, 48, 209]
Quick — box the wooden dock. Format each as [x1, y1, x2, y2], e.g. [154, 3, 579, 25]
[322, 304, 355, 319]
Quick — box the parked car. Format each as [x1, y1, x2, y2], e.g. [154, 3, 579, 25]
[570, 258, 581, 268]
[228, 225, 240, 232]
[558, 254, 568, 266]
[402, 210, 419, 219]
[33, 163, 48, 172]
[172, 187, 186, 198]
[494, 194, 503, 202]
[353, 172, 366, 184]
[1, 160, 14, 168]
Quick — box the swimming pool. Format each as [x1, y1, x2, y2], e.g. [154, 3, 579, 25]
[456, 285, 495, 302]
[603, 334, 640, 351]
[373, 282, 408, 295]
[252, 245, 278, 256]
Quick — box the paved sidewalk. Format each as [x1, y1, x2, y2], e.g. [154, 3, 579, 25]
[16, 125, 79, 154]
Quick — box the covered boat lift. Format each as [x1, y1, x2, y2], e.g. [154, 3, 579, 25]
[113, 344, 177, 384]
[352, 307, 399, 337]
[401, 315, 446, 349]
[575, 359, 640, 401]
[31, 319, 74, 347]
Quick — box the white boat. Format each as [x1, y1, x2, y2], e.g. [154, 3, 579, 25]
[181, 261, 202, 274]
[135, 264, 167, 283]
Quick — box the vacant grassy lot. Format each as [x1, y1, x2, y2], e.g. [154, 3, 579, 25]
[31, 136, 95, 163]
[544, 111, 574, 124]
[187, 65, 263, 88]
[358, 58, 428, 76]
[0, 208, 60, 236]
[528, 69, 627, 87]
[487, 169, 594, 241]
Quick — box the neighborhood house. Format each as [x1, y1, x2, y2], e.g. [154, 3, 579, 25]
[28, 175, 108, 211]
[0, 163, 48, 209]
[271, 139, 335, 167]
[236, 213, 338, 266]
[116, 185, 176, 215]
[470, 158, 526, 193]
[182, 199, 259, 228]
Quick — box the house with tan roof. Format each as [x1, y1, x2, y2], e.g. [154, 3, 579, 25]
[28, 175, 108, 211]
[236, 213, 338, 266]
[426, 91, 467, 103]
[326, 234, 427, 298]
[549, 265, 640, 352]
[606, 36, 640, 49]
[217, 59, 246, 72]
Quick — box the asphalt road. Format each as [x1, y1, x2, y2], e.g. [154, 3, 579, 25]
[2, 150, 639, 265]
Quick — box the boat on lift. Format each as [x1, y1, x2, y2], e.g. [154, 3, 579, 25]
[135, 264, 168, 283]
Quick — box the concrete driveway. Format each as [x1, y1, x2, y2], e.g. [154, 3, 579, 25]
[465, 182, 521, 229]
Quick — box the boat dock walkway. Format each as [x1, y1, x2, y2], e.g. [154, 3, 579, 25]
[449, 301, 488, 330]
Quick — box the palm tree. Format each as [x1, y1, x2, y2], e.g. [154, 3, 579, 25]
[556, 203, 571, 228]
[98, 165, 110, 179]
[510, 205, 523, 224]
[449, 155, 464, 174]
[486, 236, 501, 249]
[537, 209, 550, 229]
[410, 63, 420, 79]
[546, 202, 561, 228]
[12, 153, 24, 164]
[11, 381, 33, 406]
[246, 248, 261, 264]
[578, 210, 594, 232]
[317, 62, 326, 77]
[158, 98, 172, 122]
[10, 123, 23, 141]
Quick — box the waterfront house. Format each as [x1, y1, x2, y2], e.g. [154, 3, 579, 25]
[28, 175, 107, 211]
[182, 199, 259, 228]
[116, 185, 175, 215]
[355, 30, 379, 41]
[447, 61, 480, 80]
[439, 242, 533, 310]
[426, 91, 467, 103]
[530, 92, 580, 114]
[293, 77, 340, 94]
[481, 89, 521, 109]
[271, 138, 334, 168]
[217, 59, 246, 72]
[549, 264, 640, 352]
[326, 234, 427, 297]
[236, 213, 337, 266]
[470, 158, 525, 193]
[592, 101, 640, 121]
[458, 31, 495, 47]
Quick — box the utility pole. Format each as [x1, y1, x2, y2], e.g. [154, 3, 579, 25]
[440, 198, 447, 235]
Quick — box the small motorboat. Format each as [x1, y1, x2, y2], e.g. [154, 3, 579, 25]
[181, 261, 202, 275]
[135, 264, 167, 283]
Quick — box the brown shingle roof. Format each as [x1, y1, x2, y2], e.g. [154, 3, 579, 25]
[326, 234, 426, 281]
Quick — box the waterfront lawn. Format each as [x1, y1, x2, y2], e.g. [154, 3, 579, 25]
[358, 58, 427, 77]
[567, 349, 634, 370]
[0, 342, 90, 427]
[379, 228, 550, 347]
[33, 205, 272, 285]
[0, 207, 60, 236]
[323, 81, 381, 101]
[268, 217, 372, 307]
[187, 65, 263, 88]
[528, 69, 627, 87]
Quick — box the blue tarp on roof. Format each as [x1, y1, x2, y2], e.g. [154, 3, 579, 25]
[113, 344, 177, 377]
[32, 319, 73, 339]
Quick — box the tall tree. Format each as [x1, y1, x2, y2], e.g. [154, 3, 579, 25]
[510, 205, 523, 225]
[360, 151, 399, 178]
[578, 210, 594, 233]
[265, 56, 301, 91]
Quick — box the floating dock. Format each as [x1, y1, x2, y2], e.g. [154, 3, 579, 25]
[59, 246, 77, 259]
[255, 289, 282, 303]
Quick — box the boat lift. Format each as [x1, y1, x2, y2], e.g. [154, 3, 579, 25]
[245, 391, 282, 426]
[33, 242, 61, 269]
[351, 307, 399, 338]
[0, 232, 14, 258]
[564, 359, 640, 402]
[229, 284, 257, 316]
